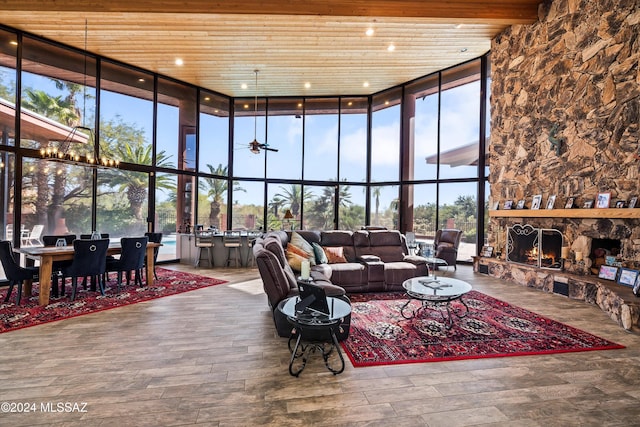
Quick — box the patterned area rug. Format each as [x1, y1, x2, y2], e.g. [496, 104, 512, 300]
[341, 291, 624, 367]
[0, 268, 227, 334]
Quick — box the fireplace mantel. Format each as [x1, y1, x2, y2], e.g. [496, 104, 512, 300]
[489, 209, 640, 219]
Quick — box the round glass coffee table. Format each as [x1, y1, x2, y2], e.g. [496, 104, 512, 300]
[401, 276, 472, 329]
[278, 296, 351, 376]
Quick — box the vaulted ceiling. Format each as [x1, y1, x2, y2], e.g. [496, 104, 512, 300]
[0, 0, 541, 97]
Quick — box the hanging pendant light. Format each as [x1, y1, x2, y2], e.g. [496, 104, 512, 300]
[42, 19, 119, 168]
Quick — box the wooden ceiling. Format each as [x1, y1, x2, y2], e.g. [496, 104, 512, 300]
[0, 0, 541, 97]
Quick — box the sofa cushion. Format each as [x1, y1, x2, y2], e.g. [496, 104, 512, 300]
[292, 230, 321, 245]
[327, 262, 368, 291]
[254, 247, 297, 309]
[286, 249, 308, 272]
[312, 242, 328, 264]
[368, 230, 406, 262]
[321, 230, 356, 261]
[324, 246, 348, 264]
[287, 243, 309, 259]
[312, 263, 332, 280]
[383, 261, 426, 289]
[290, 231, 316, 265]
[263, 236, 297, 289]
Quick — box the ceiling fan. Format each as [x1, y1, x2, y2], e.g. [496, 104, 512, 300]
[249, 139, 278, 154]
[246, 69, 278, 154]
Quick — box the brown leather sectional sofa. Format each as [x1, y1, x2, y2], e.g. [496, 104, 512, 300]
[253, 229, 430, 338]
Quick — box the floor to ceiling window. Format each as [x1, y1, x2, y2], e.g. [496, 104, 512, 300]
[1, 23, 490, 262]
[20, 36, 97, 237]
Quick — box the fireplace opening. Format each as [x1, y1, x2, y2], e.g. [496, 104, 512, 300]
[589, 238, 622, 274]
[506, 224, 563, 270]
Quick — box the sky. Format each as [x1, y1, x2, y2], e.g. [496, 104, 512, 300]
[19, 69, 486, 210]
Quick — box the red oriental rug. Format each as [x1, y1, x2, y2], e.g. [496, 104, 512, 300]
[341, 291, 624, 367]
[0, 268, 227, 334]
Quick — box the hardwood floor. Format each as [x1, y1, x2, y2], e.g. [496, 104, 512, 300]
[2, 264, 640, 426]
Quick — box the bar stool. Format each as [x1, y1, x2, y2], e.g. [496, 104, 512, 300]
[194, 230, 214, 268]
[245, 237, 256, 267]
[223, 230, 242, 267]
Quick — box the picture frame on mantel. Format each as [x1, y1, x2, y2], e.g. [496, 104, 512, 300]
[628, 196, 638, 209]
[516, 199, 526, 209]
[583, 199, 594, 208]
[596, 192, 611, 208]
[546, 195, 556, 209]
[503, 200, 513, 210]
[598, 265, 618, 281]
[564, 197, 575, 209]
[531, 195, 542, 210]
[481, 245, 494, 257]
[618, 268, 639, 287]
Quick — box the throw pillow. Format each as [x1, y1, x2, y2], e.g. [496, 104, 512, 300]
[323, 246, 347, 264]
[287, 243, 309, 260]
[312, 242, 328, 264]
[286, 250, 308, 272]
[290, 231, 316, 265]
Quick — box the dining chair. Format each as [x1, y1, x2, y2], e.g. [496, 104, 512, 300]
[144, 232, 163, 280]
[223, 230, 242, 267]
[194, 230, 214, 268]
[0, 240, 39, 305]
[79, 233, 112, 282]
[61, 238, 110, 301]
[79, 233, 110, 240]
[42, 234, 76, 297]
[106, 236, 148, 292]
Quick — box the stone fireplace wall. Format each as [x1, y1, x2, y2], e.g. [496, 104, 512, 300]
[489, 1, 640, 259]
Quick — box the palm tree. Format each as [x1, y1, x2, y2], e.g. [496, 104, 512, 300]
[268, 195, 286, 217]
[22, 87, 82, 232]
[372, 186, 382, 225]
[275, 184, 311, 218]
[100, 119, 175, 219]
[200, 163, 244, 228]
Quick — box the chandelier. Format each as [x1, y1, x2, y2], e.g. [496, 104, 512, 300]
[41, 20, 119, 169]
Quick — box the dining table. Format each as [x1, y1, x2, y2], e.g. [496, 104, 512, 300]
[16, 241, 162, 306]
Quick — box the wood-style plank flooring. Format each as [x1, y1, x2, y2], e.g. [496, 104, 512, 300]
[1, 264, 640, 426]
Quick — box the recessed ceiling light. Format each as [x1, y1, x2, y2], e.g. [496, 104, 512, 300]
[204, 96, 210, 101]
[137, 78, 145, 83]
[241, 83, 248, 89]
[297, 103, 303, 107]
[455, 24, 464, 29]
[347, 101, 353, 106]
[387, 43, 395, 52]
[385, 100, 390, 105]
[304, 82, 311, 89]
[244, 104, 250, 109]
[9, 41, 18, 46]
[460, 48, 468, 53]
[365, 28, 374, 36]
[363, 82, 369, 88]
[175, 58, 184, 66]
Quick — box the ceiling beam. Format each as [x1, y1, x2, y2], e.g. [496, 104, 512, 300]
[0, 0, 540, 21]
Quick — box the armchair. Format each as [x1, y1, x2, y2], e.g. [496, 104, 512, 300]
[434, 229, 463, 269]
